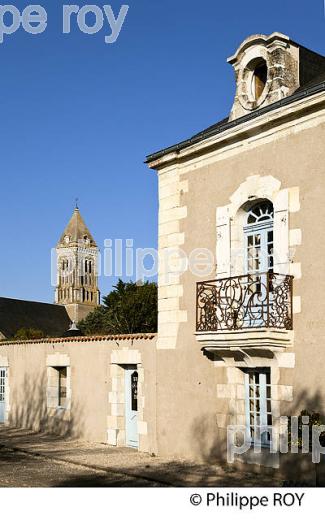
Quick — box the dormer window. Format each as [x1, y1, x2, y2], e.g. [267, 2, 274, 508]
[227, 33, 303, 121]
[252, 60, 267, 100]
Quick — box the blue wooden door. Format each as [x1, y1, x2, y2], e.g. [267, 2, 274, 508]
[124, 367, 139, 448]
[0, 368, 7, 423]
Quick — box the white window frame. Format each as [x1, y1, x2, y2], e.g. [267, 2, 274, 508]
[216, 177, 290, 279]
[244, 201, 274, 276]
[244, 369, 272, 447]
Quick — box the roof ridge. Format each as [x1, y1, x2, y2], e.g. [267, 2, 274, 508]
[0, 297, 65, 307]
[146, 79, 325, 163]
[0, 332, 157, 346]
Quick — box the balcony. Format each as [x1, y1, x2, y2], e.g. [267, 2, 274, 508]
[195, 273, 294, 355]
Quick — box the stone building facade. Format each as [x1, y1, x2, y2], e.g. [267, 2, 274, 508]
[146, 33, 325, 467]
[1, 33, 325, 473]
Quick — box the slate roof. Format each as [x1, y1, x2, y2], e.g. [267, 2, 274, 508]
[57, 208, 96, 247]
[146, 73, 325, 164]
[0, 298, 71, 339]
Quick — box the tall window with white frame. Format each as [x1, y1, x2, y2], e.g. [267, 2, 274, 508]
[244, 369, 272, 447]
[244, 201, 274, 276]
[242, 201, 274, 328]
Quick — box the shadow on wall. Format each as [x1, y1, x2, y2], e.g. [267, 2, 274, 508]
[9, 373, 85, 438]
[287, 388, 325, 419]
[281, 388, 325, 486]
[190, 388, 325, 486]
[191, 412, 230, 464]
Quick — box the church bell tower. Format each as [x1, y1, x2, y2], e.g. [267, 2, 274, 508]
[55, 206, 100, 323]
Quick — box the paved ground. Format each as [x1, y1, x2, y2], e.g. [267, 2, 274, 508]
[0, 445, 158, 487]
[0, 427, 280, 487]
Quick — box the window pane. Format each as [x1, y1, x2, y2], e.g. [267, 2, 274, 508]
[58, 367, 67, 408]
[131, 371, 138, 412]
[245, 370, 272, 445]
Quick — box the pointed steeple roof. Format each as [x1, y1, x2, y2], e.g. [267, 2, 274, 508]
[57, 208, 97, 247]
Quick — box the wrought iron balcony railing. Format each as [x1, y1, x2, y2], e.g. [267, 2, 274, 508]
[196, 272, 293, 332]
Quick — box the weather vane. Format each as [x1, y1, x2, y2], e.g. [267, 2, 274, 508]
[75, 197, 79, 209]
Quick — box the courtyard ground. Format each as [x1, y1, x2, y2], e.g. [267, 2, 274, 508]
[0, 426, 281, 487]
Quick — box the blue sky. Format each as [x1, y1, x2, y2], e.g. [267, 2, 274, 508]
[0, 0, 324, 303]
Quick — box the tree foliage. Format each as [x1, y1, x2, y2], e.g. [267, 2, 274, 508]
[287, 409, 325, 449]
[78, 280, 157, 336]
[13, 328, 45, 340]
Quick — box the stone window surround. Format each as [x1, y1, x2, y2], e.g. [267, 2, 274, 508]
[217, 362, 294, 469]
[107, 349, 148, 451]
[235, 46, 273, 111]
[46, 354, 71, 419]
[195, 175, 300, 351]
[216, 174, 301, 316]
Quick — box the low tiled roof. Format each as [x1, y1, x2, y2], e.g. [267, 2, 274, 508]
[0, 297, 70, 339]
[0, 332, 157, 346]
